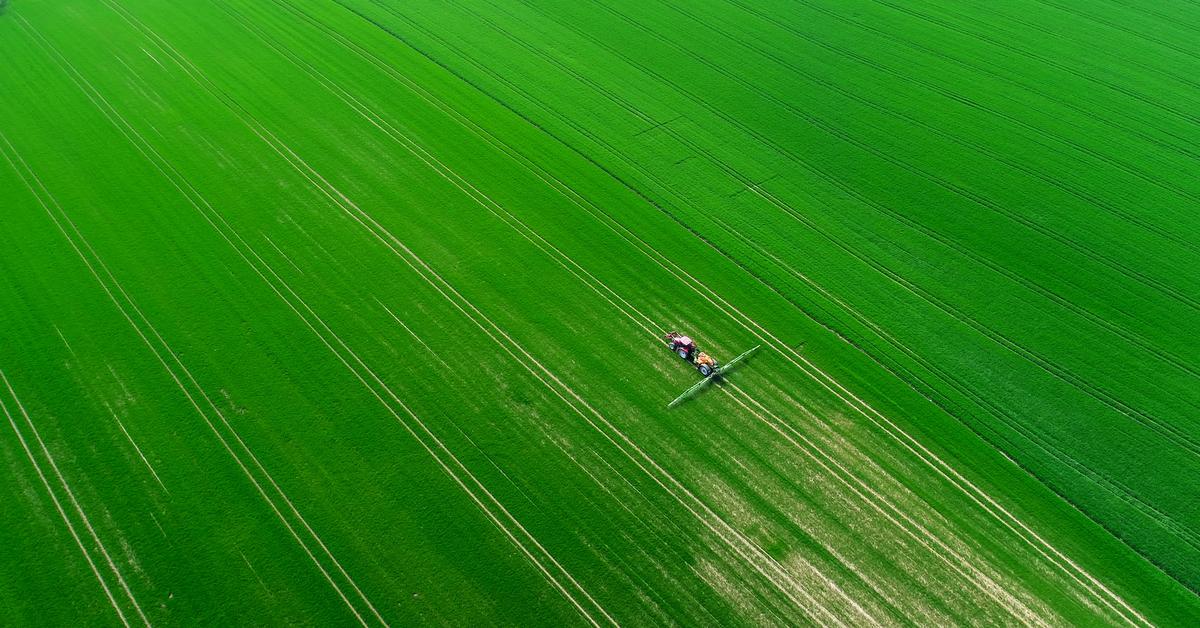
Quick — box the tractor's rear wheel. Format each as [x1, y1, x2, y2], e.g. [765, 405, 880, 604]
[677, 348, 689, 360]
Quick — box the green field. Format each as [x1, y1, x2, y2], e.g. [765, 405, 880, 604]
[2, 0, 1198, 624]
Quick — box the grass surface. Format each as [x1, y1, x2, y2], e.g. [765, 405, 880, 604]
[2, 0, 1198, 624]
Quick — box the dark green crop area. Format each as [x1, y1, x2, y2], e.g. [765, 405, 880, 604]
[2, 0, 1198, 624]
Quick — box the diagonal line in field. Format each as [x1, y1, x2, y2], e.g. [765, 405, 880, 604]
[337, 5, 1152, 622]
[722, 383, 1052, 625]
[36, 5, 612, 624]
[372, 298, 451, 371]
[0, 83, 375, 626]
[204, 5, 885, 621]
[0, 370, 151, 627]
[0, 379, 132, 628]
[258, 2, 1118, 619]
[96, 5, 613, 625]
[177, 4, 852, 621]
[104, 403, 169, 494]
[311, 8, 1150, 622]
[104, 0, 862, 622]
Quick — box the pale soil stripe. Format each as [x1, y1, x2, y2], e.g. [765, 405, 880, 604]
[0, 371, 151, 627]
[723, 384, 1050, 626]
[19, 16, 413, 624]
[53, 324, 80, 359]
[0, 103, 372, 626]
[206, 9, 859, 624]
[261, 232, 306, 276]
[240, 551, 274, 598]
[107, 406, 169, 494]
[323, 16, 1146, 620]
[249, 13, 1032, 621]
[55, 6, 611, 623]
[0, 381, 130, 627]
[305, 11, 1139, 618]
[373, 298, 451, 370]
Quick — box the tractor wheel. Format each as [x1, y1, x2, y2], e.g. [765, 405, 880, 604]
[677, 348, 690, 360]
[699, 364, 713, 377]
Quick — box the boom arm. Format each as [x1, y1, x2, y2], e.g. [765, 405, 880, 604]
[668, 376, 716, 408]
[667, 345, 762, 408]
[716, 345, 760, 375]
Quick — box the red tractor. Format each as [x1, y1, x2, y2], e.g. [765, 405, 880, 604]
[663, 332, 762, 407]
[665, 331, 720, 377]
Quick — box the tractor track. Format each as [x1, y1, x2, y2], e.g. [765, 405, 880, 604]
[500, 0, 1200, 433]
[967, 1, 1200, 95]
[448, 0, 1200, 517]
[0, 367, 145, 628]
[868, 0, 1200, 129]
[7, 22, 384, 626]
[106, 404, 170, 495]
[334, 5, 1157, 622]
[323, 2, 1155, 622]
[783, 0, 1200, 165]
[304, 2, 1118, 619]
[81, 4, 624, 624]
[720, 384, 1054, 625]
[463, 0, 1200, 321]
[680, 0, 1200, 244]
[1099, 0, 1200, 38]
[1026, 0, 1200, 65]
[102, 2, 862, 622]
[440, 0, 1200, 447]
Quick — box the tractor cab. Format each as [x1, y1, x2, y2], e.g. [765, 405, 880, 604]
[665, 332, 696, 361]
